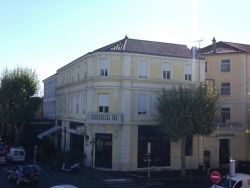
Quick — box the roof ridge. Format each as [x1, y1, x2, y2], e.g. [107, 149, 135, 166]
[128, 37, 187, 47]
[223, 41, 248, 51]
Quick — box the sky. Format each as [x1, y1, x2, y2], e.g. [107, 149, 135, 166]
[1, 0, 250, 94]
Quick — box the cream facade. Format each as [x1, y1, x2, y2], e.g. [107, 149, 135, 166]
[46, 37, 207, 171]
[200, 38, 250, 168]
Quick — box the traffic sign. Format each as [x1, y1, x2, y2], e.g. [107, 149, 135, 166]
[210, 171, 221, 183]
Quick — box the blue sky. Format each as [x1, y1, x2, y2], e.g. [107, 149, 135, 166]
[1, 0, 250, 92]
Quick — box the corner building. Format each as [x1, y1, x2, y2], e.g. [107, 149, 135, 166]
[53, 36, 206, 171]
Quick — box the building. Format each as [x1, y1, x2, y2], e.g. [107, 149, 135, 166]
[44, 36, 206, 171]
[200, 38, 250, 167]
[43, 74, 57, 120]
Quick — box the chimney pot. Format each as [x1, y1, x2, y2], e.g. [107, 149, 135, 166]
[212, 37, 216, 53]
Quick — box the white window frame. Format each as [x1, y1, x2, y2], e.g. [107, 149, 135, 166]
[139, 60, 147, 78]
[82, 94, 86, 114]
[137, 94, 147, 115]
[84, 62, 88, 78]
[163, 62, 171, 79]
[76, 95, 79, 114]
[221, 59, 230, 72]
[185, 64, 192, 81]
[221, 83, 230, 95]
[98, 94, 109, 113]
[99, 58, 109, 76]
[70, 96, 74, 114]
[221, 108, 230, 123]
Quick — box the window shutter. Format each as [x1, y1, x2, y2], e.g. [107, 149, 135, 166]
[99, 94, 109, 106]
[139, 61, 147, 77]
[185, 64, 192, 74]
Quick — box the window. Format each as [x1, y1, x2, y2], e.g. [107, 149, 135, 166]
[82, 94, 86, 114]
[205, 61, 207, 73]
[139, 60, 147, 78]
[77, 65, 80, 81]
[84, 62, 88, 78]
[100, 58, 108, 76]
[221, 83, 230, 95]
[185, 64, 192, 81]
[163, 62, 171, 79]
[221, 108, 230, 123]
[221, 59, 230, 72]
[138, 94, 147, 115]
[76, 95, 79, 114]
[99, 94, 109, 113]
[185, 136, 193, 156]
[70, 96, 74, 114]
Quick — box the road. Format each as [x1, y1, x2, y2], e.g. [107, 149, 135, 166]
[0, 163, 214, 188]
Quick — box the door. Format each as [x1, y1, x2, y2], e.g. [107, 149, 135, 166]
[95, 133, 112, 169]
[219, 139, 230, 165]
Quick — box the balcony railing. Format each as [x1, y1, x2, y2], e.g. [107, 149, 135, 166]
[86, 112, 123, 124]
[216, 122, 244, 130]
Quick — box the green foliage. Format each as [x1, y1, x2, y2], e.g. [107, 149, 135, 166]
[155, 83, 219, 176]
[0, 67, 41, 145]
[155, 83, 219, 142]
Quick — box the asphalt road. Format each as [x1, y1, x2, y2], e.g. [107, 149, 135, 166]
[0, 163, 215, 188]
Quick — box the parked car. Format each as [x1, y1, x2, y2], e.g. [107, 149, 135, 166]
[2, 145, 10, 155]
[0, 151, 6, 165]
[50, 185, 78, 188]
[8, 164, 39, 186]
[6, 147, 25, 162]
[211, 173, 250, 188]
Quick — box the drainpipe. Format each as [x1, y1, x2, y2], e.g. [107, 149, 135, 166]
[246, 53, 249, 160]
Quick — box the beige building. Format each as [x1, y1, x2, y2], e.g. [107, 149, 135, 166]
[200, 38, 250, 168]
[44, 36, 207, 171]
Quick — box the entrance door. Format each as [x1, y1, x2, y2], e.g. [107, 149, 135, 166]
[219, 139, 230, 165]
[95, 133, 112, 169]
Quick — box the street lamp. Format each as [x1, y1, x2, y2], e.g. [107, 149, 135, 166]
[85, 135, 95, 168]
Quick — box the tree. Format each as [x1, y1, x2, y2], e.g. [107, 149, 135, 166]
[154, 83, 219, 176]
[0, 67, 41, 146]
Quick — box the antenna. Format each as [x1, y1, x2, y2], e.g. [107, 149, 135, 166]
[194, 39, 203, 54]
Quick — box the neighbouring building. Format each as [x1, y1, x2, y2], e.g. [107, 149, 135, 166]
[200, 38, 250, 168]
[43, 36, 207, 171]
[38, 74, 61, 149]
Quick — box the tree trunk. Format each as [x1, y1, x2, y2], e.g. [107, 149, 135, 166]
[180, 136, 187, 177]
[14, 122, 25, 146]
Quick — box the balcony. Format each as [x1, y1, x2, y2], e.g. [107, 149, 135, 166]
[86, 112, 123, 124]
[216, 122, 244, 130]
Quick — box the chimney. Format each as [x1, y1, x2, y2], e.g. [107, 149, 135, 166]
[191, 46, 197, 58]
[212, 37, 216, 53]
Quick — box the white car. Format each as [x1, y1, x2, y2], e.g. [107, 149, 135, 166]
[211, 173, 250, 188]
[50, 185, 78, 188]
[6, 147, 25, 162]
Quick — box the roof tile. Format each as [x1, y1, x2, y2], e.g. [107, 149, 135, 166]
[94, 36, 201, 59]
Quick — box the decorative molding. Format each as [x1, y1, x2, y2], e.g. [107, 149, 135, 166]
[112, 88, 119, 103]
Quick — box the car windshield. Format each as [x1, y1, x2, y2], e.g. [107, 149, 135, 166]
[217, 178, 237, 188]
[23, 167, 37, 174]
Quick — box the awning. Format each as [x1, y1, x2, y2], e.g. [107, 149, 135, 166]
[38, 125, 61, 139]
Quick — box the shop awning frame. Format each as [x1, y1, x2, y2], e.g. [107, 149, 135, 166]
[38, 125, 61, 139]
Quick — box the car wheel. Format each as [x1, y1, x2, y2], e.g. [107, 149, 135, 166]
[16, 178, 21, 186]
[7, 174, 11, 181]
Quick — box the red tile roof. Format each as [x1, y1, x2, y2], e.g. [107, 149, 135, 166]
[200, 41, 250, 54]
[94, 36, 202, 59]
